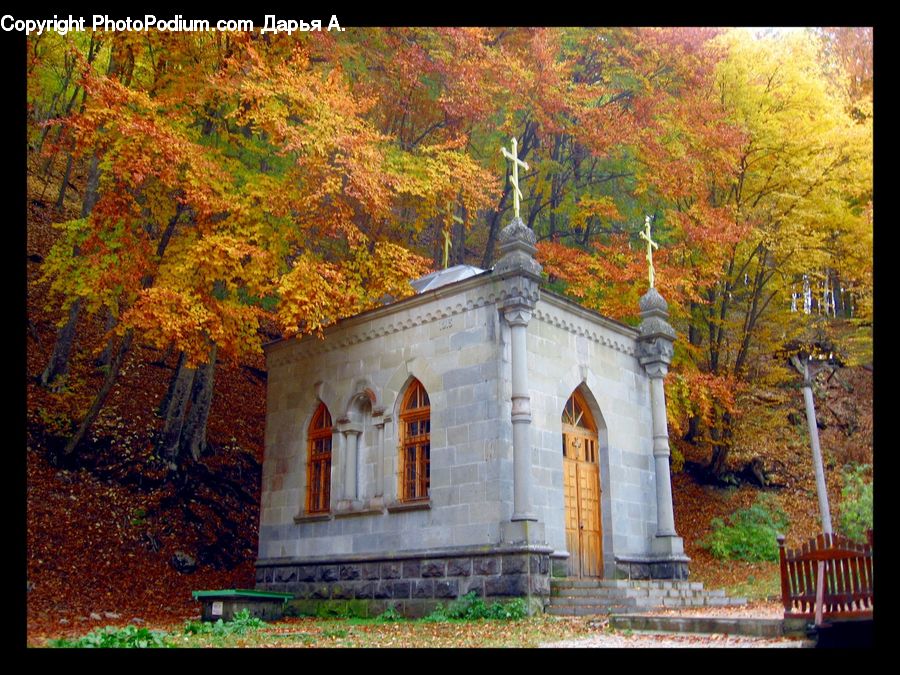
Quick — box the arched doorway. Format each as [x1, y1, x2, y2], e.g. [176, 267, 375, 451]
[562, 390, 603, 577]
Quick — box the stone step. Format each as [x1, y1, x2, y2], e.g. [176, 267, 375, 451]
[548, 595, 640, 607]
[551, 587, 727, 601]
[545, 604, 641, 617]
[550, 579, 608, 589]
[546, 578, 747, 615]
[609, 614, 786, 638]
[551, 587, 655, 599]
[551, 579, 705, 591]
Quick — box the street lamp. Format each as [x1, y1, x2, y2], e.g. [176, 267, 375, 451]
[787, 344, 839, 535]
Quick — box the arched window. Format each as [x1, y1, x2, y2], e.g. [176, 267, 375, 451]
[400, 379, 430, 502]
[562, 392, 597, 462]
[306, 402, 333, 514]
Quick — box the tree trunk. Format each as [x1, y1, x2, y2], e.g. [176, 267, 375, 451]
[38, 34, 100, 190]
[157, 358, 196, 461]
[55, 153, 76, 211]
[481, 208, 503, 269]
[95, 308, 117, 368]
[38, 152, 102, 389]
[708, 442, 729, 478]
[685, 415, 701, 443]
[39, 299, 81, 388]
[153, 341, 175, 367]
[80, 155, 100, 218]
[707, 411, 734, 478]
[63, 329, 133, 455]
[180, 344, 218, 461]
[61, 207, 184, 456]
[158, 351, 187, 417]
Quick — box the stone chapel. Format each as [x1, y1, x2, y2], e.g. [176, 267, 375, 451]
[254, 206, 689, 614]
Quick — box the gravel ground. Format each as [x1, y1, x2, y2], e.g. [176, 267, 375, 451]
[540, 602, 814, 648]
[540, 631, 811, 648]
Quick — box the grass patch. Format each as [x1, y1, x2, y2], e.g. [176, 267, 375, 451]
[701, 494, 789, 562]
[423, 592, 528, 621]
[50, 610, 269, 649]
[49, 625, 173, 648]
[721, 567, 781, 600]
[838, 464, 873, 543]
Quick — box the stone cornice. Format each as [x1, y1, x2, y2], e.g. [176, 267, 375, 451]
[533, 295, 638, 357]
[267, 278, 539, 367]
[256, 542, 556, 567]
[265, 274, 640, 367]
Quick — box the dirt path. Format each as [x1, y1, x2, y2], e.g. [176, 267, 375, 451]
[541, 632, 810, 648]
[540, 602, 813, 648]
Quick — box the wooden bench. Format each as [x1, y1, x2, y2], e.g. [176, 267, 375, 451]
[191, 589, 294, 622]
[777, 531, 873, 627]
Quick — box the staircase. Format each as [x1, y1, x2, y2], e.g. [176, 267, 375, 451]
[545, 579, 748, 616]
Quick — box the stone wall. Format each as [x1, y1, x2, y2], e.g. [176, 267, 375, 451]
[613, 556, 690, 581]
[527, 292, 656, 576]
[256, 546, 553, 617]
[259, 269, 667, 584]
[259, 274, 514, 562]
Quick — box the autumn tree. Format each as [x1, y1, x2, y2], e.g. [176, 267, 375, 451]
[34, 31, 492, 462]
[531, 28, 872, 479]
[30, 27, 871, 480]
[678, 29, 873, 476]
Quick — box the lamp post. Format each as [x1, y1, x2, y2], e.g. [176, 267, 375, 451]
[789, 350, 834, 535]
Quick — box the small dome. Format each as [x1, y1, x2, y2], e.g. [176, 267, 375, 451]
[639, 287, 668, 313]
[498, 217, 536, 246]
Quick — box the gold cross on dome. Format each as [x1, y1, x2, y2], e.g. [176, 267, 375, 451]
[639, 215, 660, 288]
[501, 137, 529, 219]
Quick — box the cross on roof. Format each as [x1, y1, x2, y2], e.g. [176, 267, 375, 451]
[501, 137, 529, 220]
[639, 215, 660, 289]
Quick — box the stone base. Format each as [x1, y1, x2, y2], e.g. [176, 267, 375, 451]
[501, 519, 545, 546]
[614, 554, 690, 581]
[651, 534, 685, 556]
[256, 545, 553, 617]
[550, 552, 570, 578]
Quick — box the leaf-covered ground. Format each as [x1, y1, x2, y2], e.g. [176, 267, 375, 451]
[29, 614, 810, 649]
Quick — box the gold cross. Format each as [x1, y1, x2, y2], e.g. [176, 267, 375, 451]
[639, 215, 659, 288]
[443, 202, 464, 269]
[500, 137, 529, 219]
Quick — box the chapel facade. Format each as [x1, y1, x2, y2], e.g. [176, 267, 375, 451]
[254, 216, 687, 615]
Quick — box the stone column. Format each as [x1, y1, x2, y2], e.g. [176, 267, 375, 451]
[636, 288, 684, 558]
[373, 409, 385, 497]
[381, 415, 394, 500]
[372, 408, 386, 507]
[342, 425, 361, 502]
[505, 306, 536, 522]
[493, 216, 544, 544]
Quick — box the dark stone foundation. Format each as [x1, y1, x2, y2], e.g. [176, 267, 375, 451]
[256, 545, 552, 617]
[614, 555, 690, 581]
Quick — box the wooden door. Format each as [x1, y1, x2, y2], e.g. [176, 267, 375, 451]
[562, 393, 603, 578]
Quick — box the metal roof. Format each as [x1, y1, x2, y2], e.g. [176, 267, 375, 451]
[409, 264, 487, 294]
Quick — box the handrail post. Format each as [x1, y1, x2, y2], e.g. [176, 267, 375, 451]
[815, 560, 826, 627]
[777, 534, 792, 614]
